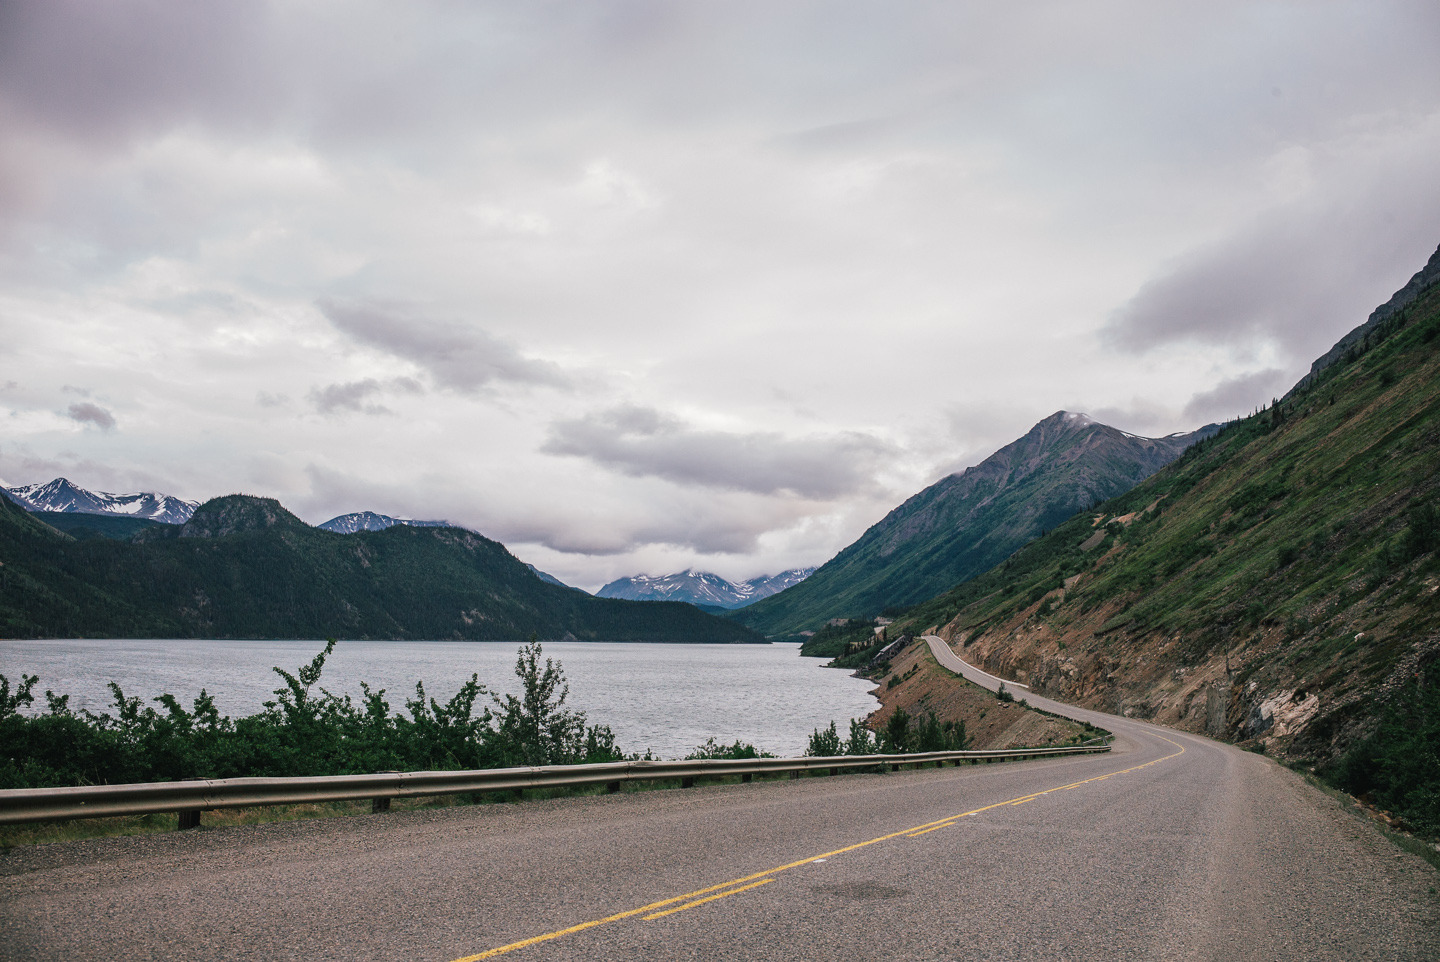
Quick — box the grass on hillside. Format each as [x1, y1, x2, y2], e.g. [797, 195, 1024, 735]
[894, 283, 1440, 836]
[905, 286, 1440, 660]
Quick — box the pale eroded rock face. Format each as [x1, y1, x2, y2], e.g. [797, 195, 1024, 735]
[1245, 687, 1321, 739]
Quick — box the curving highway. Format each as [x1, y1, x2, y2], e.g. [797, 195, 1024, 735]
[2, 638, 1437, 961]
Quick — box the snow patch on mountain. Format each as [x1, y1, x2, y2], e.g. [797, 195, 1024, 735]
[3, 477, 198, 523]
[316, 511, 451, 534]
[596, 567, 815, 609]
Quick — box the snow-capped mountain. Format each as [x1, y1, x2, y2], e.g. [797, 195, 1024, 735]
[316, 511, 451, 534]
[748, 567, 815, 597]
[3, 477, 198, 523]
[596, 567, 815, 609]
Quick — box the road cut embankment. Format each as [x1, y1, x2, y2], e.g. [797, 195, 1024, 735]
[861, 634, 1089, 749]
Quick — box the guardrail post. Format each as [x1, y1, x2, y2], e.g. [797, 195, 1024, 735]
[829, 767, 839, 776]
[741, 773, 752, 784]
[372, 798, 390, 813]
[177, 810, 201, 830]
[606, 781, 621, 794]
[680, 776, 695, 789]
[788, 770, 800, 780]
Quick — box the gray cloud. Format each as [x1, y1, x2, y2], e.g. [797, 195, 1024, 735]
[294, 461, 815, 561]
[1085, 400, 1178, 439]
[542, 405, 895, 499]
[308, 377, 422, 416]
[0, 449, 190, 501]
[1105, 232, 1339, 356]
[1102, 154, 1440, 361]
[65, 402, 115, 430]
[495, 509, 774, 558]
[1181, 369, 1289, 425]
[0, 1, 274, 142]
[319, 300, 569, 394]
[2, 3, 1439, 588]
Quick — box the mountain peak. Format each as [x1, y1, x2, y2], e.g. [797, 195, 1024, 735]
[181, 495, 305, 539]
[317, 510, 453, 534]
[735, 411, 1217, 635]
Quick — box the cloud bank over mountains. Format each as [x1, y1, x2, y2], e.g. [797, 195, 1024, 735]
[0, 1, 1437, 588]
[542, 405, 895, 500]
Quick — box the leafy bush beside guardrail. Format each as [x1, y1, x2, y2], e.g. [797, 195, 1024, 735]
[0, 640, 628, 790]
[805, 710, 967, 757]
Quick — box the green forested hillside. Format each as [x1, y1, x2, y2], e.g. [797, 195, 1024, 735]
[734, 412, 1213, 638]
[0, 495, 761, 643]
[30, 511, 167, 541]
[895, 247, 1440, 792]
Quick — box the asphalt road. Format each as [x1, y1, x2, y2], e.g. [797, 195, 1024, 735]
[2, 642, 1437, 961]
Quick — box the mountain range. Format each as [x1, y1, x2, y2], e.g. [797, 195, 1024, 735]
[732, 412, 1217, 638]
[0, 477, 807, 608]
[596, 568, 815, 609]
[2, 477, 197, 524]
[0, 493, 760, 643]
[1, 483, 582, 589]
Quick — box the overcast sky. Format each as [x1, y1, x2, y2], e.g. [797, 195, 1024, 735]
[2, 1, 1437, 590]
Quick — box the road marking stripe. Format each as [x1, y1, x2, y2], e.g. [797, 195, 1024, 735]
[451, 734, 1185, 960]
[642, 879, 775, 920]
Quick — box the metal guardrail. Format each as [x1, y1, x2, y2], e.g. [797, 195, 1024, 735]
[0, 744, 1110, 827]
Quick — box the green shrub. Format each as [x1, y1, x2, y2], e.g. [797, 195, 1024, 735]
[0, 639, 628, 789]
[844, 718, 877, 755]
[883, 707, 911, 753]
[686, 738, 771, 760]
[913, 712, 967, 752]
[804, 721, 843, 757]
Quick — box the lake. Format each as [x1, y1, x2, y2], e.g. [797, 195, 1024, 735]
[0, 639, 879, 760]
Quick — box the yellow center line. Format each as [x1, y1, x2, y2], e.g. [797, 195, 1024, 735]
[642, 879, 775, 920]
[451, 735, 1185, 961]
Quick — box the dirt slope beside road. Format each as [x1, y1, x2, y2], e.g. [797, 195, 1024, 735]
[865, 637, 1087, 749]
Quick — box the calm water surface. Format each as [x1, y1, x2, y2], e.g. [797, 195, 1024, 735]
[0, 639, 879, 759]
